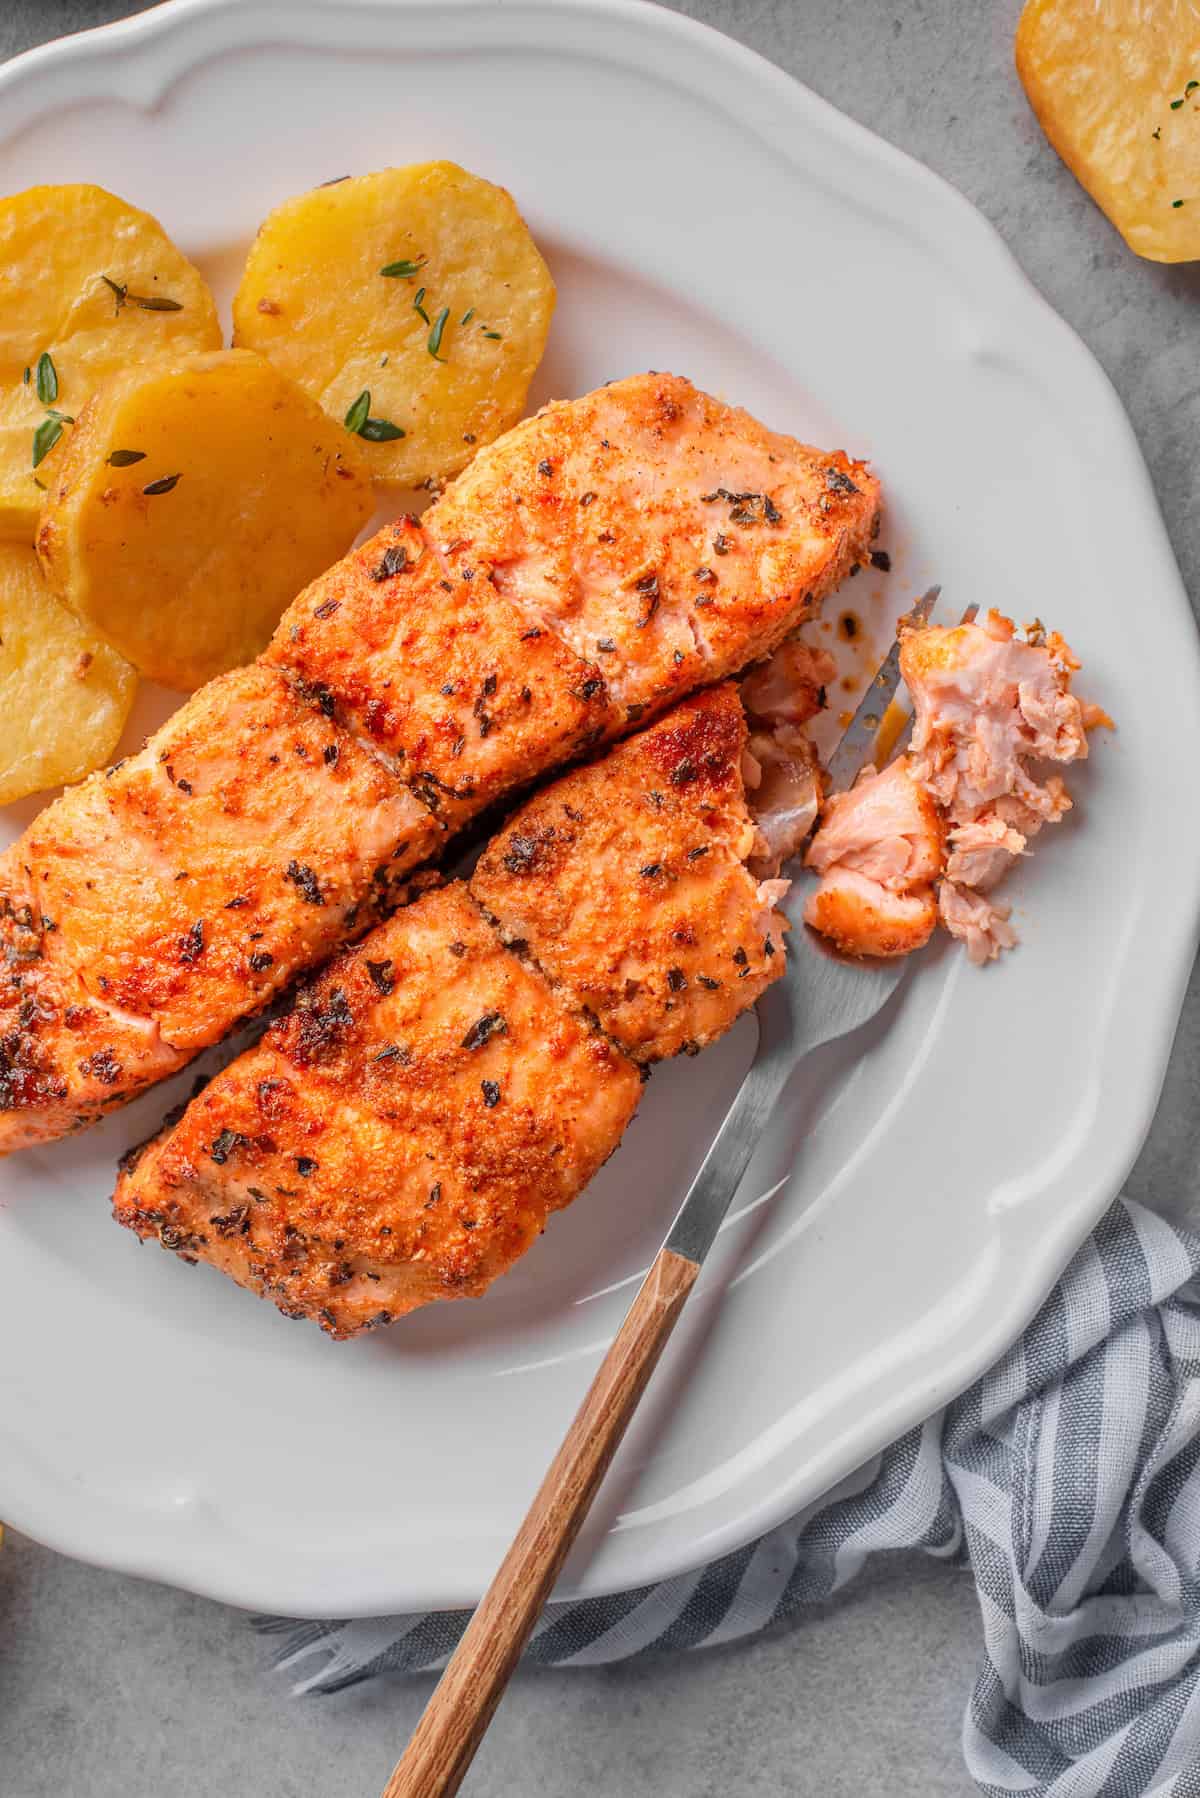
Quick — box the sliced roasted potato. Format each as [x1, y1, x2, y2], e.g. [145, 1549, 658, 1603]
[36, 349, 374, 691]
[1017, 0, 1200, 262]
[232, 162, 555, 488]
[0, 542, 136, 803]
[0, 183, 222, 539]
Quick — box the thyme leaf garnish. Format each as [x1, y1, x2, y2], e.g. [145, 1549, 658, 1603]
[359, 416, 405, 441]
[460, 307, 475, 325]
[345, 389, 404, 440]
[107, 449, 146, 467]
[380, 256, 426, 279]
[35, 352, 57, 406]
[143, 473, 181, 495]
[21, 366, 30, 386]
[100, 274, 184, 314]
[344, 389, 371, 435]
[427, 306, 449, 359]
[31, 417, 62, 467]
[412, 287, 430, 324]
[482, 330, 502, 340]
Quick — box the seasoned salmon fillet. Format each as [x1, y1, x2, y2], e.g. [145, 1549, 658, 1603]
[113, 884, 641, 1336]
[432, 372, 880, 730]
[266, 515, 616, 831]
[4, 373, 875, 1154]
[471, 685, 786, 1064]
[0, 666, 438, 1151]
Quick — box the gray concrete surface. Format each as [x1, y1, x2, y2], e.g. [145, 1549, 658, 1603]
[1, 2, 1197, 1794]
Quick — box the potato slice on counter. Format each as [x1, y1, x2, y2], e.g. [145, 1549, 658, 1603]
[36, 349, 374, 691]
[232, 162, 555, 488]
[0, 183, 221, 539]
[1016, 0, 1200, 261]
[0, 542, 136, 803]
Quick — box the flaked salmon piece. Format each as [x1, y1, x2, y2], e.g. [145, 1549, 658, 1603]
[432, 373, 879, 730]
[944, 815, 1027, 891]
[803, 611, 1100, 964]
[804, 867, 938, 959]
[740, 638, 832, 875]
[802, 757, 942, 958]
[266, 516, 616, 832]
[740, 639, 837, 730]
[0, 666, 438, 1152]
[113, 884, 641, 1337]
[471, 685, 786, 1064]
[900, 610, 1094, 960]
[806, 757, 944, 887]
[938, 881, 1018, 965]
[743, 729, 822, 877]
[902, 610, 1089, 820]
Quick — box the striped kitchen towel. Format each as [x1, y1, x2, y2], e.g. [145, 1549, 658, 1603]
[259, 1195, 1200, 1797]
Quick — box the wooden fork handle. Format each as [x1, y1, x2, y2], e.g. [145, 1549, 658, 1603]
[381, 1246, 700, 1798]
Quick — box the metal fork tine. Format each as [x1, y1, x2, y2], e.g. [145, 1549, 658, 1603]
[823, 585, 939, 791]
[882, 600, 979, 766]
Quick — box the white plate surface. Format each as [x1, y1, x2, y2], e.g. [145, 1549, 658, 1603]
[1, 0, 1198, 1618]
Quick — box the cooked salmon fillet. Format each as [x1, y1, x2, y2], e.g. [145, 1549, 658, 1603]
[112, 684, 792, 1332]
[472, 685, 786, 1063]
[4, 373, 876, 1154]
[114, 884, 642, 1335]
[432, 372, 879, 730]
[266, 514, 617, 831]
[0, 666, 438, 1150]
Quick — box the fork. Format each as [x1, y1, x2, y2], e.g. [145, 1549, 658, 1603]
[382, 588, 948, 1798]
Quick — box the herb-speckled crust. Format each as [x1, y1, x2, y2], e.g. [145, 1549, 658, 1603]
[113, 884, 641, 1336]
[266, 515, 617, 831]
[471, 685, 786, 1064]
[433, 371, 880, 730]
[0, 665, 438, 1152]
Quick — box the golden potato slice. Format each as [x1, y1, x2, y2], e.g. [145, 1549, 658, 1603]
[0, 542, 136, 803]
[1016, 0, 1200, 262]
[0, 183, 222, 540]
[231, 162, 555, 488]
[36, 349, 374, 690]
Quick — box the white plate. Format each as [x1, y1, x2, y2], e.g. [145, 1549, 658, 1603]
[1, 0, 1197, 1619]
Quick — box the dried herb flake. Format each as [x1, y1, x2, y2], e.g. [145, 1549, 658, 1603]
[284, 860, 324, 905]
[208, 1127, 246, 1165]
[371, 543, 409, 581]
[366, 958, 395, 996]
[462, 1011, 507, 1052]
